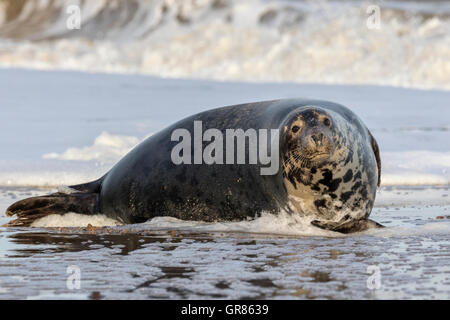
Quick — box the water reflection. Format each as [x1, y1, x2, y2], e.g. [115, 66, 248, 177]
[5, 231, 165, 257]
[0, 203, 449, 299]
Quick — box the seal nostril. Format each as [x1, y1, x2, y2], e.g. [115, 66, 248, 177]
[311, 134, 321, 145]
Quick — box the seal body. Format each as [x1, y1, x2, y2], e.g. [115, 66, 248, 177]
[5, 99, 381, 233]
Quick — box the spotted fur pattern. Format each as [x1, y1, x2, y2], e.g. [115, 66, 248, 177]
[281, 107, 378, 224]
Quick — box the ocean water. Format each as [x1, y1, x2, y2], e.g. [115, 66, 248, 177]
[0, 0, 449, 89]
[0, 0, 449, 300]
[0, 69, 450, 299]
[1, 186, 450, 299]
[0, 68, 449, 188]
[0, 69, 448, 299]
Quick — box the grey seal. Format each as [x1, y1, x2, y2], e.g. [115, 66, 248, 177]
[5, 98, 382, 233]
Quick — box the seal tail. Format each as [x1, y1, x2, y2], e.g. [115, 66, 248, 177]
[3, 178, 103, 227]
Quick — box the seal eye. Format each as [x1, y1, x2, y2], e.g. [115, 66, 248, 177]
[323, 118, 331, 127]
[292, 125, 300, 133]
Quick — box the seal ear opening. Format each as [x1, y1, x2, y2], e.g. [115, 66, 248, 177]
[369, 131, 381, 187]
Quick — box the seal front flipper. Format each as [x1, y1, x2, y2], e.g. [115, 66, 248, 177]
[311, 219, 384, 234]
[3, 178, 103, 227]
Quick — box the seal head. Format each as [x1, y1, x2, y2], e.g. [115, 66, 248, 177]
[280, 106, 381, 232]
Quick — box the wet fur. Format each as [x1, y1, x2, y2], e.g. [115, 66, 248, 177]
[4, 99, 382, 233]
[281, 107, 380, 225]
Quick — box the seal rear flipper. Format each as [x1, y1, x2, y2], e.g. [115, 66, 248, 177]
[311, 219, 384, 234]
[3, 192, 99, 227]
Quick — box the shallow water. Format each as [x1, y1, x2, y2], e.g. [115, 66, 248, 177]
[0, 186, 449, 299]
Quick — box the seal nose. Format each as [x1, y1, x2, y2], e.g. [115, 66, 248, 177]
[311, 133, 324, 146]
[302, 129, 331, 155]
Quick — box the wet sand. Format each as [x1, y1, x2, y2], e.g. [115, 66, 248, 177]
[0, 186, 449, 299]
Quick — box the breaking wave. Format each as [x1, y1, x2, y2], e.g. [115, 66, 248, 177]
[0, 0, 449, 89]
[42, 131, 140, 162]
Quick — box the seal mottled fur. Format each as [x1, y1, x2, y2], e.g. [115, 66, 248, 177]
[5, 99, 382, 233]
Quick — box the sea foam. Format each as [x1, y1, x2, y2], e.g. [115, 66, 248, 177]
[0, 0, 449, 89]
